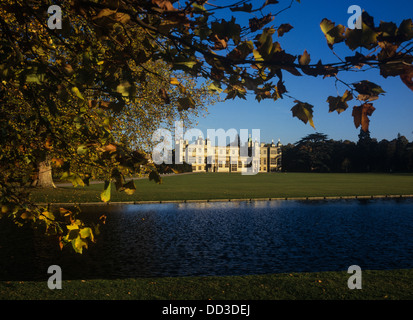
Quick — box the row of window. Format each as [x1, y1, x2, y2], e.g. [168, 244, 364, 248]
[182, 148, 280, 155]
[193, 166, 277, 172]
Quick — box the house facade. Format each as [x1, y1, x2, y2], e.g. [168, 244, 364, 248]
[175, 136, 282, 173]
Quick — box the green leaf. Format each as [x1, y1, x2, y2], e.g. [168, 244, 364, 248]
[173, 60, 198, 70]
[291, 100, 315, 129]
[77, 145, 88, 155]
[208, 82, 223, 93]
[61, 172, 85, 187]
[23, 65, 46, 84]
[71, 87, 84, 100]
[72, 236, 88, 254]
[101, 181, 111, 202]
[256, 28, 276, 58]
[25, 73, 45, 84]
[253, 49, 264, 62]
[116, 81, 135, 97]
[79, 227, 94, 242]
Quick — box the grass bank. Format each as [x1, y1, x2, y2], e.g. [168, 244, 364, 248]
[1, 269, 413, 300]
[29, 172, 413, 203]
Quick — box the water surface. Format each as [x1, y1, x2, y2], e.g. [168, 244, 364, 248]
[1, 198, 413, 280]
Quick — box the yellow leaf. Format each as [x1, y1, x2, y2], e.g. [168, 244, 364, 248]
[101, 181, 111, 202]
[170, 77, 180, 85]
[71, 87, 84, 100]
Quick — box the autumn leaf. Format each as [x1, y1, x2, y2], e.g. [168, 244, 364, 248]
[121, 180, 136, 195]
[152, 0, 176, 11]
[230, 3, 253, 12]
[320, 19, 345, 48]
[298, 50, 311, 66]
[103, 143, 117, 153]
[149, 170, 162, 184]
[353, 80, 385, 101]
[345, 12, 378, 51]
[92, 8, 116, 20]
[352, 103, 376, 132]
[169, 77, 180, 85]
[177, 97, 196, 111]
[327, 90, 353, 114]
[249, 14, 274, 33]
[400, 66, 413, 91]
[159, 88, 170, 104]
[291, 100, 315, 129]
[71, 86, 84, 100]
[277, 24, 293, 37]
[101, 181, 111, 202]
[51, 158, 64, 167]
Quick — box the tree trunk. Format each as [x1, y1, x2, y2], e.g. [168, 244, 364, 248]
[33, 158, 56, 188]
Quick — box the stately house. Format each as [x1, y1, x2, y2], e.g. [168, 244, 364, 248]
[175, 136, 282, 173]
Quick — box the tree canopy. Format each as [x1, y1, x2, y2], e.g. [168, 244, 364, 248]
[0, 0, 412, 253]
[282, 131, 413, 173]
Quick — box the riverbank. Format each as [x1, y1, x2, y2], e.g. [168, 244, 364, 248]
[2, 268, 413, 300]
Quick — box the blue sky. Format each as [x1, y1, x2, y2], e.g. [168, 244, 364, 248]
[191, 0, 413, 145]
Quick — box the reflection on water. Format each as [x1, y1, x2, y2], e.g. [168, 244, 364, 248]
[1, 198, 413, 280]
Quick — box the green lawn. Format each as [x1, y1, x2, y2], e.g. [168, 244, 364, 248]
[2, 269, 413, 300]
[29, 172, 413, 203]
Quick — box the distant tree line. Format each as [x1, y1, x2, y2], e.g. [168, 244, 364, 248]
[282, 131, 413, 173]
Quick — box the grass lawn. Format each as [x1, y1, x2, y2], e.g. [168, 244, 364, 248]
[29, 172, 413, 203]
[2, 269, 413, 300]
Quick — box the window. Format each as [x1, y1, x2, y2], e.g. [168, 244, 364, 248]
[238, 161, 242, 167]
[270, 158, 277, 165]
[271, 149, 277, 155]
[198, 166, 202, 170]
[231, 164, 237, 171]
[264, 159, 266, 165]
[225, 162, 229, 168]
